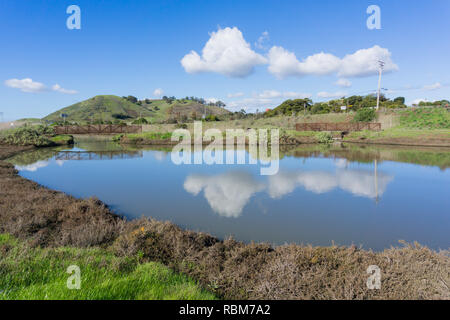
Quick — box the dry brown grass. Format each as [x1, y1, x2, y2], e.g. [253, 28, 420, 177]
[0, 145, 125, 247]
[0, 144, 449, 300]
[111, 219, 450, 300]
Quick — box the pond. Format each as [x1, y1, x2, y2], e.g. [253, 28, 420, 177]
[8, 140, 450, 251]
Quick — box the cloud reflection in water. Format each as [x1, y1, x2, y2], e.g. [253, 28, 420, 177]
[184, 166, 393, 217]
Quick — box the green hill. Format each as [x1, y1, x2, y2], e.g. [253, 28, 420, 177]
[43, 95, 230, 123]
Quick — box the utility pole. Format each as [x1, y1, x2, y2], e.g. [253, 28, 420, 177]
[376, 60, 385, 110]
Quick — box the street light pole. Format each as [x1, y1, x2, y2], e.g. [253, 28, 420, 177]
[376, 60, 385, 110]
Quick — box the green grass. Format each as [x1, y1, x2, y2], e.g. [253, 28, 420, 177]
[0, 234, 216, 300]
[345, 127, 450, 140]
[398, 108, 450, 129]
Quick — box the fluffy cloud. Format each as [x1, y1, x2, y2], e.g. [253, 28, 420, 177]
[317, 91, 347, 99]
[4, 78, 46, 93]
[422, 82, 442, 90]
[52, 84, 78, 95]
[5, 78, 77, 94]
[268, 45, 398, 79]
[335, 78, 352, 88]
[181, 27, 267, 78]
[153, 88, 164, 97]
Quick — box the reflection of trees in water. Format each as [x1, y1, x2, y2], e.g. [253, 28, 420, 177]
[6, 146, 68, 166]
[54, 150, 143, 161]
[280, 144, 450, 170]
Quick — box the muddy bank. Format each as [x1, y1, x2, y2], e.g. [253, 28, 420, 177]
[0, 144, 449, 300]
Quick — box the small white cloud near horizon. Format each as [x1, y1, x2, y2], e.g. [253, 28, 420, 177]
[317, 91, 347, 99]
[410, 98, 428, 105]
[255, 90, 311, 99]
[422, 82, 442, 91]
[52, 84, 78, 95]
[181, 27, 267, 78]
[335, 78, 352, 88]
[268, 45, 398, 79]
[153, 88, 164, 97]
[227, 92, 245, 98]
[5, 78, 77, 94]
[205, 97, 219, 104]
[4, 78, 47, 93]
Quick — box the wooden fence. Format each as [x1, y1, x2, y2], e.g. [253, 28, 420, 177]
[296, 122, 381, 132]
[54, 124, 142, 135]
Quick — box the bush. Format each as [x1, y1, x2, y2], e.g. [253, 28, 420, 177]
[353, 108, 376, 122]
[316, 132, 333, 144]
[175, 123, 188, 129]
[0, 125, 56, 147]
[131, 118, 149, 125]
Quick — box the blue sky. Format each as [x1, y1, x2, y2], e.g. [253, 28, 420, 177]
[1, 0, 449, 120]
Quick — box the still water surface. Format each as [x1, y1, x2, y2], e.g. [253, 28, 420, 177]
[8, 141, 450, 250]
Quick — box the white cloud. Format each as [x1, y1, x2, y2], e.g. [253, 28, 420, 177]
[4, 78, 47, 93]
[255, 90, 311, 99]
[205, 97, 219, 104]
[256, 90, 282, 99]
[227, 92, 244, 98]
[317, 91, 347, 99]
[227, 98, 275, 112]
[410, 98, 428, 106]
[153, 88, 164, 97]
[282, 91, 312, 99]
[227, 91, 311, 112]
[52, 84, 78, 95]
[267, 45, 398, 79]
[255, 31, 270, 50]
[181, 27, 267, 78]
[5, 78, 77, 94]
[338, 46, 398, 77]
[422, 82, 442, 90]
[335, 78, 352, 88]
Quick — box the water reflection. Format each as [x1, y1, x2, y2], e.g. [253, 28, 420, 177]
[184, 162, 393, 217]
[184, 172, 265, 218]
[7, 141, 449, 250]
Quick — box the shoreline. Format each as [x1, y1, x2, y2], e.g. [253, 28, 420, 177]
[0, 144, 449, 299]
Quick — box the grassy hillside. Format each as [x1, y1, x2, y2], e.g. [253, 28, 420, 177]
[43, 95, 156, 123]
[43, 95, 230, 124]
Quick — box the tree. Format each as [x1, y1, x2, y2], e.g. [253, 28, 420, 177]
[393, 97, 405, 105]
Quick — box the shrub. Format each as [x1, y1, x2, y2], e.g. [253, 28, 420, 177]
[353, 108, 376, 122]
[131, 118, 149, 125]
[316, 131, 333, 144]
[0, 125, 56, 147]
